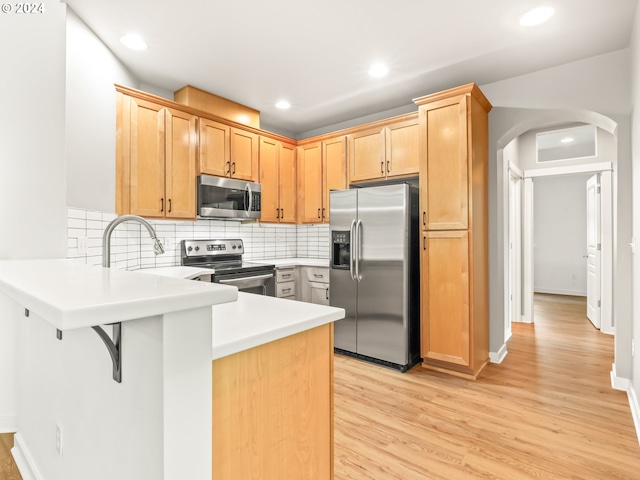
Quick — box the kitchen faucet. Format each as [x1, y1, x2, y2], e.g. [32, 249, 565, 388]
[102, 214, 165, 267]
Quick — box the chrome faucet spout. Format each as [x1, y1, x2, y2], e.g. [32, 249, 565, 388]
[102, 214, 165, 268]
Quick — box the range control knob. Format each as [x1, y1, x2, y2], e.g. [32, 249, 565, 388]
[232, 244, 237, 249]
[195, 246, 200, 252]
[187, 246, 193, 252]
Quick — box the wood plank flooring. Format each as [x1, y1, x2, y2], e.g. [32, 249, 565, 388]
[0, 433, 21, 480]
[333, 294, 640, 479]
[1, 294, 637, 479]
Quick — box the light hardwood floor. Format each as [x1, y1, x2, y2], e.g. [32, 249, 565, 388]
[333, 294, 640, 479]
[1, 294, 638, 480]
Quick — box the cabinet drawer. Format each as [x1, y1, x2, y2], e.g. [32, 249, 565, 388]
[305, 267, 329, 283]
[276, 281, 296, 298]
[276, 267, 296, 283]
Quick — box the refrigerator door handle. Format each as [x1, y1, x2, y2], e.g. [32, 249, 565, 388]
[355, 219, 363, 281]
[349, 220, 357, 281]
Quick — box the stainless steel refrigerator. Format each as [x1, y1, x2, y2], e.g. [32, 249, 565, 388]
[329, 183, 420, 372]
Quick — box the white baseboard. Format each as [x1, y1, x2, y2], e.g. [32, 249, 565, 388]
[610, 364, 631, 391]
[11, 433, 42, 480]
[490, 344, 508, 364]
[628, 384, 640, 446]
[0, 415, 17, 433]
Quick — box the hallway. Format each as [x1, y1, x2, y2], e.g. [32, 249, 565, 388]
[333, 294, 640, 479]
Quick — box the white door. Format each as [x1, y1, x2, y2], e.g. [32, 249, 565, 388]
[586, 174, 601, 329]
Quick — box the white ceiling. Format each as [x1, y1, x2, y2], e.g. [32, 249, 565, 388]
[64, 0, 638, 137]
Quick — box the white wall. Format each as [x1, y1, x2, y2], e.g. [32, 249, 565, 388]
[65, 9, 139, 213]
[481, 48, 633, 377]
[630, 3, 640, 427]
[533, 174, 591, 296]
[0, 0, 68, 432]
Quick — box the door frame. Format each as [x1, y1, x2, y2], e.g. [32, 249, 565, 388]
[506, 162, 523, 339]
[520, 162, 613, 334]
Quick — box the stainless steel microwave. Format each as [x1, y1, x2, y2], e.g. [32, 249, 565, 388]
[197, 175, 262, 220]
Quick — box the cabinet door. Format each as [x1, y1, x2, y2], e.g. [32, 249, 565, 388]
[309, 282, 330, 306]
[259, 137, 280, 223]
[279, 142, 297, 223]
[165, 108, 197, 219]
[129, 98, 166, 217]
[420, 96, 469, 230]
[421, 231, 470, 367]
[386, 117, 419, 177]
[348, 127, 385, 183]
[322, 136, 347, 223]
[297, 142, 323, 223]
[199, 118, 230, 176]
[230, 128, 259, 181]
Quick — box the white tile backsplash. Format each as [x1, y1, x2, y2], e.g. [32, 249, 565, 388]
[67, 209, 330, 268]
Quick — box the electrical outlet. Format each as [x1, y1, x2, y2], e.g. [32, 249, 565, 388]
[77, 236, 88, 255]
[55, 424, 63, 456]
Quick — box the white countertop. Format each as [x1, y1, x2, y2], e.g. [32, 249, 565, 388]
[211, 293, 344, 360]
[254, 258, 329, 268]
[0, 259, 238, 330]
[137, 266, 213, 280]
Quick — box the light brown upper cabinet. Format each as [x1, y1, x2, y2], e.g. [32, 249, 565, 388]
[259, 137, 296, 223]
[414, 82, 492, 380]
[199, 119, 259, 182]
[116, 91, 197, 220]
[348, 115, 419, 183]
[297, 136, 347, 223]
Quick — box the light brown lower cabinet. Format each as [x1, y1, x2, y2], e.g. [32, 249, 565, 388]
[421, 231, 488, 379]
[212, 323, 334, 479]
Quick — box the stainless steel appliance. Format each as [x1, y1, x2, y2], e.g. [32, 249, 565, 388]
[197, 175, 262, 220]
[330, 183, 420, 371]
[180, 239, 275, 296]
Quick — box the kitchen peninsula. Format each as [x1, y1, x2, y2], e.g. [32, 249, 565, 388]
[0, 259, 344, 480]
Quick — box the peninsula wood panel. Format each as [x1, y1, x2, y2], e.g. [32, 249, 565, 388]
[199, 118, 230, 176]
[165, 108, 197, 219]
[212, 323, 334, 480]
[129, 97, 166, 217]
[230, 127, 259, 181]
[279, 141, 297, 223]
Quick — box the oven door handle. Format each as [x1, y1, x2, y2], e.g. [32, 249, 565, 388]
[218, 273, 274, 284]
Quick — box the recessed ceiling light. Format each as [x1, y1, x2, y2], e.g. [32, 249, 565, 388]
[368, 63, 389, 78]
[120, 33, 148, 51]
[560, 137, 574, 143]
[519, 6, 554, 27]
[275, 100, 291, 110]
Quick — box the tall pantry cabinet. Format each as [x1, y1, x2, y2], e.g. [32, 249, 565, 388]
[414, 83, 491, 380]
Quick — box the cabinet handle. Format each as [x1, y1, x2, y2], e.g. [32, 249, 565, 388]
[313, 273, 323, 278]
[381, 161, 384, 174]
[283, 288, 291, 293]
[226, 161, 230, 174]
[277, 208, 280, 219]
[282, 274, 291, 279]
[322, 207, 325, 219]
[326, 287, 329, 300]
[232, 162, 236, 174]
[161, 198, 164, 212]
[318, 208, 321, 219]
[422, 212, 426, 226]
[423, 237, 426, 250]
[168, 199, 172, 213]
[386, 160, 390, 173]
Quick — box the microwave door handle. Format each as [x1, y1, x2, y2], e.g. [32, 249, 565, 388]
[246, 183, 253, 216]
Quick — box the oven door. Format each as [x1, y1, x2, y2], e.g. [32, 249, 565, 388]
[216, 271, 275, 296]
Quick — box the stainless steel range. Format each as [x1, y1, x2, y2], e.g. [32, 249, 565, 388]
[180, 239, 275, 296]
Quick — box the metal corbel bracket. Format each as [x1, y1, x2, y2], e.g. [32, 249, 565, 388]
[91, 323, 122, 383]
